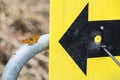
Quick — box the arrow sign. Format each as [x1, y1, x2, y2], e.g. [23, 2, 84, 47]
[59, 4, 120, 75]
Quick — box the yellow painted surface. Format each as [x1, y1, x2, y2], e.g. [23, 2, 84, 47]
[50, 0, 120, 80]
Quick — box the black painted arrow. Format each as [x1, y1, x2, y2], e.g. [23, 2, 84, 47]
[59, 4, 120, 75]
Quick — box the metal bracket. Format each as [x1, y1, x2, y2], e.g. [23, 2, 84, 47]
[101, 45, 120, 67]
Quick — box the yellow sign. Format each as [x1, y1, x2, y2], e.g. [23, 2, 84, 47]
[50, 0, 120, 80]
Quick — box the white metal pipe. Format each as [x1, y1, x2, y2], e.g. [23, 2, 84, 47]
[2, 34, 49, 80]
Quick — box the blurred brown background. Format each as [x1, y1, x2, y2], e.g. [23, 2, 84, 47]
[0, 0, 49, 80]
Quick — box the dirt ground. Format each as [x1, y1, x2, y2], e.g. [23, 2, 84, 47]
[0, 0, 49, 80]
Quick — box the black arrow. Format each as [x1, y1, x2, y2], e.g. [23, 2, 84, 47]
[59, 4, 120, 75]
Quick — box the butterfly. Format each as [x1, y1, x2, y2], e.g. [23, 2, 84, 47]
[22, 34, 40, 45]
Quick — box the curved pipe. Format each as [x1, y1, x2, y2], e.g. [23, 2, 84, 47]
[2, 34, 49, 80]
